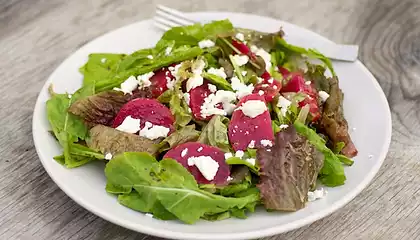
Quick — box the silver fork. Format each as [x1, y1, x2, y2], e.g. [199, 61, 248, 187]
[154, 5, 359, 62]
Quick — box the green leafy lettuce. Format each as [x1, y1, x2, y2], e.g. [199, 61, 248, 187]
[293, 121, 346, 186]
[157, 125, 200, 152]
[198, 115, 231, 152]
[105, 152, 259, 224]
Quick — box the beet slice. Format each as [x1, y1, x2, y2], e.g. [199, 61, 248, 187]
[253, 71, 282, 102]
[188, 80, 223, 121]
[163, 142, 230, 185]
[280, 71, 320, 122]
[112, 98, 175, 132]
[149, 67, 175, 98]
[228, 94, 274, 151]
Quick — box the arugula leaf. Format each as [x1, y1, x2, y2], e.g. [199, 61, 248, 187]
[228, 55, 245, 83]
[95, 47, 203, 92]
[276, 38, 336, 76]
[202, 72, 233, 91]
[79, 53, 125, 86]
[157, 125, 200, 152]
[105, 152, 260, 224]
[47, 85, 95, 168]
[158, 20, 234, 47]
[293, 121, 346, 186]
[225, 157, 260, 175]
[169, 90, 192, 128]
[117, 48, 154, 71]
[198, 115, 231, 152]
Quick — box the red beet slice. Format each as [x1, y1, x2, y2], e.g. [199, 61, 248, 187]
[228, 94, 274, 151]
[188, 80, 223, 121]
[232, 39, 251, 55]
[253, 71, 282, 102]
[149, 67, 175, 98]
[280, 71, 321, 122]
[163, 142, 230, 185]
[112, 98, 175, 132]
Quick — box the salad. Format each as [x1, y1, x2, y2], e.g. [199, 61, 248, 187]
[46, 20, 358, 224]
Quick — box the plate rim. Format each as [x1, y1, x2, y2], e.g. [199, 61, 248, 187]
[32, 11, 392, 240]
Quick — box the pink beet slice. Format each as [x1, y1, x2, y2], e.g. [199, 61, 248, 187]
[112, 98, 175, 132]
[163, 142, 230, 185]
[148, 67, 175, 98]
[228, 94, 274, 151]
[253, 71, 282, 102]
[188, 80, 222, 121]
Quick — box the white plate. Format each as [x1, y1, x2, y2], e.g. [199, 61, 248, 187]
[32, 12, 392, 240]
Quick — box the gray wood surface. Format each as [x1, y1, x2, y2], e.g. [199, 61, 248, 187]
[1, 0, 419, 239]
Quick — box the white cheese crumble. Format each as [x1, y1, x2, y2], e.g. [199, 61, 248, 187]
[200, 90, 237, 118]
[147, 55, 153, 59]
[101, 58, 107, 63]
[268, 78, 274, 84]
[208, 67, 227, 79]
[258, 90, 264, 96]
[104, 153, 113, 160]
[236, 100, 267, 118]
[116, 116, 141, 133]
[145, 213, 154, 218]
[197, 147, 203, 152]
[231, 76, 254, 99]
[224, 152, 233, 159]
[208, 84, 217, 93]
[227, 176, 233, 181]
[139, 122, 170, 140]
[165, 47, 172, 55]
[318, 91, 330, 102]
[235, 150, 244, 158]
[279, 124, 289, 129]
[137, 72, 155, 89]
[166, 77, 175, 90]
[260, 139, 273, 147]
[308, 188, 328, 202]
[248, 140, 256, 148]
[181, 148, 188, 157]
[241, 70, 247, 76]
[67, 94, 72, 99]
[113, 76, 139, 95]
[169, 63, 182, 80]
[186, 59, 206, 92]
[183, 92, 190, 105]
[198, 39, 215, 49]
[232, 55, 249, 66]
[250, 45, 272, 71]
[235, 33, 245, 41]
[257, 77, 264, 83]
[305, 81, 312, 85]
[246, 158, 256, 166]
[277, 96, 292, 116]
[187, 156, 219, 181]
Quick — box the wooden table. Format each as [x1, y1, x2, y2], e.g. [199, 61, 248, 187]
[1, 0, 419, 239]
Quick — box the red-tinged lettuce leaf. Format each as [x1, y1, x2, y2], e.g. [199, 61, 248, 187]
[87, 125, 159, 156]
[319, 77, 358, 157]
[236, 28, 285, 51]
[68, 90, 152, 127]
[257, 126, 324, 211]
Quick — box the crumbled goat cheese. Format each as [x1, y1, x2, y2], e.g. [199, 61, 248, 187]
[187, 156, 219, 181]
[231, 76, 254, 99]
[137, 72, 155, 89]
[113, 76, 139, 95]
[139, 122, 170, 140]
[235, 33, 245, 41]
[198, 39, 215, 48]
[277, 96, 292, 116]
[104, 153, 113, 160]
[318, 91, 330, 102]
[251, 45, 272, 71]
[235, 150, 244, 158]
[236, 100, 267, 118]
[260, 139, 273, 147]
[208, 67, 227, 79]
[248, 140, 256, 148]
[308, 188, 328, 202]
[232, 55, 249, 66]
[115, 116, 141, 133]
[181, 148, 188, 157]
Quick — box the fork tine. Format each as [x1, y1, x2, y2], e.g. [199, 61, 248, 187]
[156, 5, 196, 25]
[154, 21, 171, 31]
[156, 10, 194, 26]
[154, 16, 182, 29]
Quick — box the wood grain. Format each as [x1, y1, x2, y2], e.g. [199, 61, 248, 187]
[1, 0, 419, 239]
